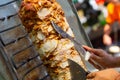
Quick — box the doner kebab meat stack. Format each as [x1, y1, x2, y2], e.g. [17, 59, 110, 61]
[19, 0, 86, 80]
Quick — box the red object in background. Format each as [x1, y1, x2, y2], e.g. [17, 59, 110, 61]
[96, 0, 105, 4]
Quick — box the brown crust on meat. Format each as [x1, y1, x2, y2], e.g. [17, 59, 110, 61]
[19, 0, 86, 80]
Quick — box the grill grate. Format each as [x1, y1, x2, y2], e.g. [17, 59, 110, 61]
[0, 0, 50, 80]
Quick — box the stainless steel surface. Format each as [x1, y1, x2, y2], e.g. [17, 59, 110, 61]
[0, 21, 50, 80]
[0, 1, 19, 18]
[22, 64, 48, 80]
[0, 1, 20, 80]
[0, 14, 21, 32]
[0, 25, 27, 45]
[0, 24, 50, 80]
[0, 49, 13, 80]
[12, 46, 39, 68]
[5, 37, 32, 55]
[0, 0, 15, 6]
[0, 41, 17, 80]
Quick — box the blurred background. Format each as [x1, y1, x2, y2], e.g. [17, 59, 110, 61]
[72, 0, 120, 57]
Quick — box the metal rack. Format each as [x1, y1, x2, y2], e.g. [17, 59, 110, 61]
[0, 0, 50, 80]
